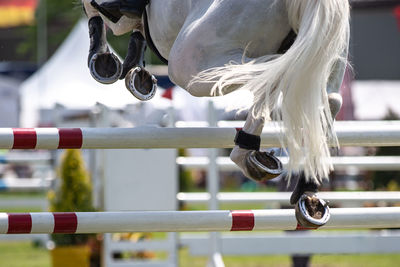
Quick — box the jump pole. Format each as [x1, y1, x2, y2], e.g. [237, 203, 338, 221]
[177, 191, 400, 205]
[1, 207, 400, 234]
[177, 156, 400, 171]
[1, 121, 400, 149]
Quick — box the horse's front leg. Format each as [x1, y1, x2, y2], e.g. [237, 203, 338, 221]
[230, 107, 283, 183]
[83, 1, 123, 84]
[119, 31, 157, 101]
[88, 0, 157, 100]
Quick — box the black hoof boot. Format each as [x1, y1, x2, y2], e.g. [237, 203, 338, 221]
[88, 16, 122, 84]
[91, 0, 149, 23]
[122, 32, 157, 100]
[120, 32, 147, 80]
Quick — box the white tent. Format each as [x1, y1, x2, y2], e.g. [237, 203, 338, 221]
[0, 75, 20, 127]
[19, 19, 142, 127]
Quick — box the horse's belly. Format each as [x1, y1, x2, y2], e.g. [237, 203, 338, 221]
[147, 0, 291, 60]
[147, 0, 191, 59]
[209, 0, 291, 57]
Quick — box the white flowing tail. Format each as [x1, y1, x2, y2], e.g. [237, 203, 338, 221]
[190, 0, 350, 183]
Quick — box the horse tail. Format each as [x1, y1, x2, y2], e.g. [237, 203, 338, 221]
[278, 0, 350, 183]
[190, 0, 350, 183]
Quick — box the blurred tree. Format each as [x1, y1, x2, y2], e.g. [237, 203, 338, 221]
[17, 0, 82, 61]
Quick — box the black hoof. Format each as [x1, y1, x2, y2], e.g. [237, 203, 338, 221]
[245, 150, 283, 182]
[125, 67, 157, 101]
[89, 52, 123, 84]
[295, 194, 330, 228]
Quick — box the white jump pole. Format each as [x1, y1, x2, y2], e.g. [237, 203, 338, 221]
[177, 156, 400, 171]
[1, 121, 400, 149]
[1, 207, 400, 234]
[177, 191, 400, 205]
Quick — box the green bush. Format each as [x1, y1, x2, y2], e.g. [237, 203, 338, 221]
[48, 149, 95, 246]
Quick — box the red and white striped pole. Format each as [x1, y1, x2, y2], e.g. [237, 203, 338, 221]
[1, 208, 400, 234]
[1, 123, 400, 150]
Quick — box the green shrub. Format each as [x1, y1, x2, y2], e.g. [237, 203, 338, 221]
[48, 149, 95, 246]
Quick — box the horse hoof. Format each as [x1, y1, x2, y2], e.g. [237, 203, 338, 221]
[89, 52, 123, 84]
[125, 67, 157, 101]
[295, 194, 330, 228]
[245, 150, 283, 182]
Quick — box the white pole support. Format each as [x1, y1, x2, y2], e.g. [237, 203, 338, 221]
[1, 121, 400, 149]
[1, 207, 400, 234]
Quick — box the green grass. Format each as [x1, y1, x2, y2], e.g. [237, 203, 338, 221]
[0, 241, 399, 267]
[0, 242, 50, 267]
[180, 250, 400, 267]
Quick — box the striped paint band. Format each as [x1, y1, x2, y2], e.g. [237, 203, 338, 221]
[230, 210, 255, 231]
[10, 128, 82, 149]
[4, 213, 77, 234]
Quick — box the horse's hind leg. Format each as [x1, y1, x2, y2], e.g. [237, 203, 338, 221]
[230, 106, 283, 183]
[169, 41, 283, 182]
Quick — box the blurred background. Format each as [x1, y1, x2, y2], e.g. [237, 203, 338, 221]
[0, 0, 399, 267]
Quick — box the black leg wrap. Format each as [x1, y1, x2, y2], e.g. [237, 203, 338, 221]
[290, 175, 319, 205]
[91, 0, 121, 23]
[119, 0, 149, 18]
[88, 16, 107, 66]
[87, 16, 122, 84]
[120, 32, 146, 79]
[234, 129, 261, 151]
[91, 0, 149, 23]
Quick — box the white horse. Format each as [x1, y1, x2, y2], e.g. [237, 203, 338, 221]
[82, 0, 350, 227]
